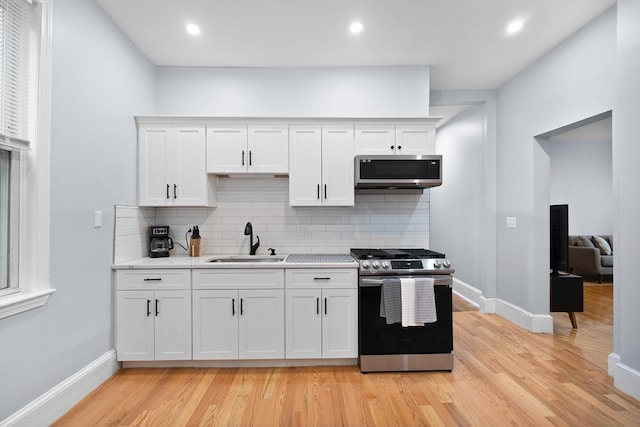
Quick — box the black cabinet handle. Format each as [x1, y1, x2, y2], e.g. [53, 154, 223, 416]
[242, 150, 245, 166]
[390, 145, 394, 150]
[155, 299, 159, 316]
[397, 145, 402, 150]
[249, 150, 252, 166]
[316, 297, 320, 315]
[317, 184, 320, 199]
[313, 277, 331, 281]
[324, 184, 327, 199]
[324, 297, 328, 315]
[166, 184, 170, 199]
[240, 298, 244, 316]
[144, 278, 162, 282]
[173, 184, 177, 199]
[146, 299, 151, 317]
[232, 298, 235, 316]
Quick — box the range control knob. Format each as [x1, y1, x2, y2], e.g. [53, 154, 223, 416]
[443, 259, 451, 268]
[362, 260, 370, 269]
[372, 261, 380, 269]
[381, 261, 390, 269]
[433, 260, 442, 268]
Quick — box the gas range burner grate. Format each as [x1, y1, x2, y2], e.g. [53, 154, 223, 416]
[350, 248, 445, 260]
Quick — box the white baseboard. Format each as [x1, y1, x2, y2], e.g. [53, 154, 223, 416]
[608, 353, 640, 400]
[495, 298, 554, 333]
[0, 350, 119, 427]
[452, 278, 481, 308]
[453, 277, 553, 333]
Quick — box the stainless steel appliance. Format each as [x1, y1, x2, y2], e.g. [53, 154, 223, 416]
[350, 248, 454, 373]
[148, 226, 173, 258]
[354, 155, 442, 190]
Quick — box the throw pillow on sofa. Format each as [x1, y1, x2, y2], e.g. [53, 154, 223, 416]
[575, 236, 594, 247]
[592, 235, 612, 255]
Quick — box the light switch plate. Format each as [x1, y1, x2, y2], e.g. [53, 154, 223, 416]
[94, 210, 102, 228]
[506, 216, 517, 228]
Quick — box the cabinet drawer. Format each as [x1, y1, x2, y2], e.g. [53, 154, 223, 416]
[193, 269, 285, 289]
[116, 270, 191, 290]
[285, 269, 357, 289]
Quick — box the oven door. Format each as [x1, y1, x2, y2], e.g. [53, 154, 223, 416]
[358, 275, 453, 356]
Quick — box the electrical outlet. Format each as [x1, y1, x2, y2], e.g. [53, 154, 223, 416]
[506, 217, 517, 228]
[296, 225, 310, 237]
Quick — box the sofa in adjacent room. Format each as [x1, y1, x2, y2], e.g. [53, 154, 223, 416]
[568, 235, 613, 283]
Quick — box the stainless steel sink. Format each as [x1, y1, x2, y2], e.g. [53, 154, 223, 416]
[206, 255, 286, 263]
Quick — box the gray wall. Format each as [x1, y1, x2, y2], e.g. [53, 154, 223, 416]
[431, 105, 487, 291]
[496, 7, 616, 314]
[0, 0, 155, 419]
[613, 0, 640, 383]
[156, 65, 430, 117]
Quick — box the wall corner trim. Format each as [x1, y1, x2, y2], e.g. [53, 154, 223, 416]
[609, 353, 640, 401]
[0, 350, 119, 427]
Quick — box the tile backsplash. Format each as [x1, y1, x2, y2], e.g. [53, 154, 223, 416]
[114, 177, 430, 261]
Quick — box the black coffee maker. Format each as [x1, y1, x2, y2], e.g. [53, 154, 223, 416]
[148, 226, 173, 258]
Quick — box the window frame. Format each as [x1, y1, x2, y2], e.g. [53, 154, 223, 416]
[0, 0, 54, 319]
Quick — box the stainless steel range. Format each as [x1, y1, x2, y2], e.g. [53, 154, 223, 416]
[350, 248, 455, 373]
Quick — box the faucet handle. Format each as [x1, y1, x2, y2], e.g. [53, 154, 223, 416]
[268, 248, 276, 255]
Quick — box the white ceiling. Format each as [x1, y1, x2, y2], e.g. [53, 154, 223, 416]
[97, 0, 615, 91]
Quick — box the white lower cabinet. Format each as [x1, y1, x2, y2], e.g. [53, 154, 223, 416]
[192, 269, 285, 360]
[285, 269, 358, 359]
[116, 267, 357, 364]
[115, 270, 192, 361]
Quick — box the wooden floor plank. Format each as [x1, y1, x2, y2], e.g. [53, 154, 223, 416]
[53, 284, 640, 427]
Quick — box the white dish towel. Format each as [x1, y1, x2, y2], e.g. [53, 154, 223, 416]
[414, 277, 437, 324]
[400, 278, 421, 327]
[400, 277, 437, 327]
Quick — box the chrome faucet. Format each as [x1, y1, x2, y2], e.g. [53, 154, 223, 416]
[244, 222, 260, 255]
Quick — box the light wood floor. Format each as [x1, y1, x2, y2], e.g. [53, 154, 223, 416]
[54, 283, 640, 426]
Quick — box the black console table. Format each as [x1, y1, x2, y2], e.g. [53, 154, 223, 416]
[550, 273, 584, 328]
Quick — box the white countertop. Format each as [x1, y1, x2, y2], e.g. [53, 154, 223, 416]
[112, 254, 358, 270]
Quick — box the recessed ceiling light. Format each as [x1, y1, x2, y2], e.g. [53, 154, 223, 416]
[506, 19, 525, 35]
[186, 23, 201, 36]
[350, 21, 363, 34]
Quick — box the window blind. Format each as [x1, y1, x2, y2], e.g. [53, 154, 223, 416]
[0, 0, 33, 151]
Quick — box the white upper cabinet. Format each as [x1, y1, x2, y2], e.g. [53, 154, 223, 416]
[205, 125, 248, 174]
[354, 125, 396, 155]
[206, 124, 289, 174]
[355, 123, 437, 155]
[395, 125, 436, 155]
[289, 125, 354, 206]
[138, 124, 215, 207]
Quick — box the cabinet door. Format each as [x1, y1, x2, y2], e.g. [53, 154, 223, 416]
[172, 126, 207, 206]
[395, 125, 435, 155]
[247, 125, 289, 173]
[322, 289, 358, 358]
[355, 125, 396, 155]
[116, 290, 154, 361]
[193, 290, 239, 360]
[206, 125, 248, 174]
[285, 289, 322, 359]
[289, 125, 322, 206]
[239, 289, 284, 359]
[322, 126, 355, 206]
[154, 290, 192, 360]
[138, 125, 171, 206]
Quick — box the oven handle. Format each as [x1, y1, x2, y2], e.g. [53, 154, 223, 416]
[359, 277, 452, 288]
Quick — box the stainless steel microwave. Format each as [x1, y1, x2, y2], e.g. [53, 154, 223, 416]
[354, 154, 442, 190]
